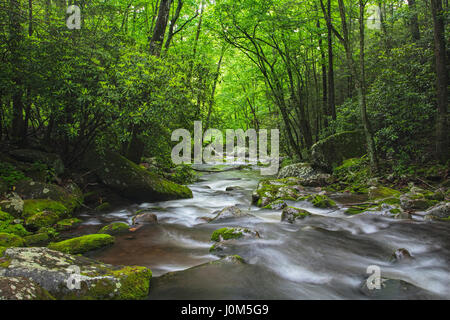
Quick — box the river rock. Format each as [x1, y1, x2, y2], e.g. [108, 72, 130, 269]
[0, 276, 54, 300]
[281, 207, 311, 223]
[210, 206, 249, 222]
[400, 193, 438, 211]
[0, 247, 152, 300]
[311, 130, 366, 172]
[424, 202, 450, 220]
[277, 163, 331, 187]
[132, 211, 158, 225]
[98, 222, 130, 235]
[391, 248, 413, 262]
[9, 149, 65, 176]
[82, 150, 193, 202]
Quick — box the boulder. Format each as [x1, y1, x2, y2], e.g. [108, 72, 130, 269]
[82, 150, 193, 202]
[0, 276, 54, 300]
[210, 206, 249, 222]
[9, 149, 65, 176]
[132, 212, 158, 225]
[0, 233, 25, 247]
[277, 163, 331, 187]
[400, 193, 438, 211]
[424, 202, 450, 220]
[22, 199, 70, 230]
[0, 193, 24, 217]
[252, 178, 308, 207]
[98, 222, 130, 235]
[281, 207, 311, 223]
[311, 130, 366, 172]
[210, 227, 260, 242]
[14, 180, 82, 213]
[263, 200, 288, 210]
[0, 247, 151, 300]
[47, 234, 115, 254]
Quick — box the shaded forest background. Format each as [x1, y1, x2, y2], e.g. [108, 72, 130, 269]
[0, 0, 448, 177]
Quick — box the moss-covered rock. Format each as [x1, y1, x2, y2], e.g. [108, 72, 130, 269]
[14, 180, 82, 213]
[0, 193, 24, 217]
[277, 162, 331, 187]
[0, 246, 6, 257]
[400, 193, 438, 211]
[98, 222, 130, 235]
[0, 276, 55, 300]
[23, 199, 70, 230]
[309, 194, 337, 208]
[368, 186, 401, 200]
[94, 202, 111, 212]
[23, 233, 49, 246]
[48, 234, 115, 254]
[55, 218, 82, 231]
[211, 227, 259, 242]
[424, 202, 450, 220]
[281, 206, 311, 223]
[311, 130, 366, 172]
[0, 247, 151, 300]
[0, 233, 24, 247]
[344, 203, 378, 215]
[263, 200, 288, 210]
[82, 150, 193, 202]
[0, 220, 30, 237]
[252, 178, 307, 207]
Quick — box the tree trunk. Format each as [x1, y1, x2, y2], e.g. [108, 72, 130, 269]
[149, 0, 172, 57]
[407, 0, 420, 41]
[431, 0, 448, 163]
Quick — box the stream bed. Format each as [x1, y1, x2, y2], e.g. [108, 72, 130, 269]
[76, 164, 449, 299]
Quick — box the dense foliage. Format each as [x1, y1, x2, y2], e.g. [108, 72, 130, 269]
[0, 0, 448, 173]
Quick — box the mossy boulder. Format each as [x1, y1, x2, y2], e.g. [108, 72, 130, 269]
[0, 276, 55, 300]
[252, 178, 307, 207]
[9, 149, 65, 176]
[211, 227, 259, 242]
[281, 206, 311, 223]
[311, 130, 366, 172]
[132, 211, 158, 225]
[277, 162, 331, 187]
[344, 203, 378, 215]
[263, 200, 288, 210]
[23, 233, 49, 246]
[400, 193, 438, 211]
[94, 202, 111, 212]
[55, 218, 82, 231]
[98, 222, 130, 235]
[0, 220, 30, 237]
[14, 180, 82, 213]
[0, 247, 151, 300]
[23, 199, 70, 230]
[82, 150, 193, 202]
[48, 234, 115, 254]
[0, 193, 24, 217]
[0, 233, 24, 247]
[308, 194, 337, 208]
[368, 186, 401, 200]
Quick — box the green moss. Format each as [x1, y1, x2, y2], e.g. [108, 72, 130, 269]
[110, 266, 152, 300]
[37, 227, 59, 239]
[26, 210, 60, 229]
[390, 208, 401, 214]
[23, 199, 69, 218]
[48, 234, 115, 254]
[310, 194, 336, 208]
[380, 197, 401, 206]
[98, 222, 129, 235]
[0, 246, 6, 257]
[55, 218, 81, 231]
[211, 227, 244, 242]
[369, 187, 401, 200]
[0, 210, 13, 221]
[345, 203, 377, 215]
[0, 221, 30, 237]
[0, 232, 24, 247]
[24, 233, 49, 246]
[94, 202, 111, 212]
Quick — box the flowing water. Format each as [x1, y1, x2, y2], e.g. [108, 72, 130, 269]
[78, 164, 449, 300]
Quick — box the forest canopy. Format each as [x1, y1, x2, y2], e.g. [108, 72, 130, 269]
[0, 0, 448, 174]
